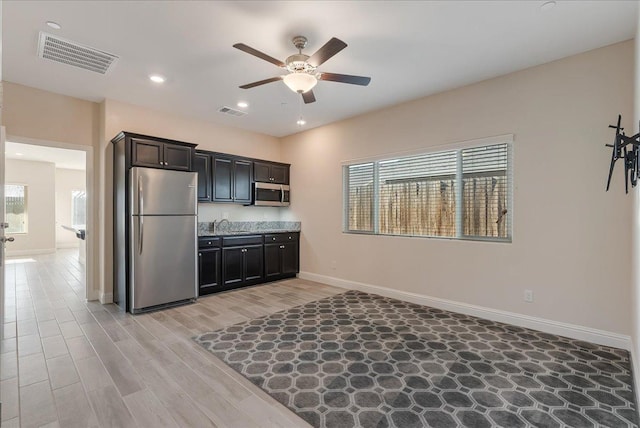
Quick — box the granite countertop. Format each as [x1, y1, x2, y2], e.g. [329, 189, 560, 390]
[199, 229, 300, 237]
[197, 221, 300, 237]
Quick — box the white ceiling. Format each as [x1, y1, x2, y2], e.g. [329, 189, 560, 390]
[3, 1, 637, 138]
[5, 142, 86, 170]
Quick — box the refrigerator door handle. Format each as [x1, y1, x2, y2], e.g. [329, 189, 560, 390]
[138, 175, 144, 217]
[138, 174, 144, 255]
[139, 215, 144, 255]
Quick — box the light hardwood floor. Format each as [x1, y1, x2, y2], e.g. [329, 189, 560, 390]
[1, 249, 343, 427]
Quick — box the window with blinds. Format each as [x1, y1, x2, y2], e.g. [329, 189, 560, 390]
[344, 140, 512, 242]
[379, 151, 457, 237]
[462, 144, 510, 239]
[345, 163, 374, 232]
[5, 184, 28, 234]
[72, 190, 87, 228]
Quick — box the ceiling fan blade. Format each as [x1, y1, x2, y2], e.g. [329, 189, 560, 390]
[307, 37, 347, 67]
[302, 90, 316, 104]
[319, 72, 371, 86]
[233, 43, 285, 67]
[239, 76, 282, 89]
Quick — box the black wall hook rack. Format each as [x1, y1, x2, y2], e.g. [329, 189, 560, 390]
[605, 114, 640, 193]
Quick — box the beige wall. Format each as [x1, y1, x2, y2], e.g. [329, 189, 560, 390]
[55, 168, 86, 249]
[281, 41, 634, 335]
[3, 82, 98, 148]
[631, 12, 640, 390]
[5, 159, 56, 255]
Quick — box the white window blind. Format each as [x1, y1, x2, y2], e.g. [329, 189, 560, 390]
[379, 151, 457, 237]
[344, 139, 512, 242]
[5, 184, 28, 234]
[461, 144, 510, 239]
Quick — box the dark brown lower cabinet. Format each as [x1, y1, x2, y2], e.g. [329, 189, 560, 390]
[264, 241, 299, 279]
[198, 248, 221, 296]
[198, 237, 221, 296]
[222, 245, 263, 286]
[264, 232, 300, 280]
[198, 232, 299, 297]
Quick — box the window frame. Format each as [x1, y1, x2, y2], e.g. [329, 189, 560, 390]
[5, 183, 29, 235]
[342, 135, 513, 243]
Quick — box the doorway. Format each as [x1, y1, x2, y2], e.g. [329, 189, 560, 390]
[3, 136, 94, 301]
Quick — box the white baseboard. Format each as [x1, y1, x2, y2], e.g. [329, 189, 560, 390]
[299, 271, 632, 351]
[6, 248, 56, 257]
[99, 292, 113, 304]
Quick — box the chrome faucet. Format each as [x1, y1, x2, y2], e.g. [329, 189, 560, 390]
[214, 218, 230, 233]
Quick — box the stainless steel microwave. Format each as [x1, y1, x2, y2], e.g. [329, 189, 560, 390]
[254, 182, 290, 206]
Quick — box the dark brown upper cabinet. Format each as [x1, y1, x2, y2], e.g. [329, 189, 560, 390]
[195, 149, 289, 205]
[212, 154, 253, 204]
[194, 152, 212, 202]
[128, 134, 195, 171]
[254, 161, 289, 185]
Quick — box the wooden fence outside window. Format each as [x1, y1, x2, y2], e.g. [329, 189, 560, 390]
[348, 174, 508, 238]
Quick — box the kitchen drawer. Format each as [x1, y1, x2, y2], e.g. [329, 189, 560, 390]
[222, 235, 263, 247]
[264, 232, 299, 244]
[198, 237, 221, 248]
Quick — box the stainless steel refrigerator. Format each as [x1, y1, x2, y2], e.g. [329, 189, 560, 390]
[128, 167, 197, 313]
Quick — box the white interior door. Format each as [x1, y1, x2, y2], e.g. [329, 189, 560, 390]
[0, 126, 6, 340]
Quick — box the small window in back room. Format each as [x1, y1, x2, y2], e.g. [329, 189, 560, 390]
[5, 184, 28, 234]
[71, 190, 87, 228]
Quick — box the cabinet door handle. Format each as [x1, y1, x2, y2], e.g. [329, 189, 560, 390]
[199, 253, 202, 256]
[272, 237, 276, 241]
[280, 245, 285, 249]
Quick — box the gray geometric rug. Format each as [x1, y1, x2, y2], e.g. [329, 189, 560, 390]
[194, 290, 637, 427]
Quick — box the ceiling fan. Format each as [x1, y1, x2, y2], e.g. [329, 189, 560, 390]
[233, 36, 371, 104]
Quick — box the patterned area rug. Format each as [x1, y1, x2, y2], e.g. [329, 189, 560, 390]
[194, 290, 637, 427]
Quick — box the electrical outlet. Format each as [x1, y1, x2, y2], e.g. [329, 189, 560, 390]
[524, 290, 534, 303]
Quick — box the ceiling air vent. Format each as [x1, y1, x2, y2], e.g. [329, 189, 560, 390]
[218, 106, 247, 117]
[37, 32, 119, 75]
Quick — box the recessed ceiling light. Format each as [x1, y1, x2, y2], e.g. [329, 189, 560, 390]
[15, 153, 23, 156]
[149, 74, 166, 83]
[296, 119, 306, 126]
[540, 1, 556, 11]
[46, 21, 62, 30]
[237, 101, 249, 108]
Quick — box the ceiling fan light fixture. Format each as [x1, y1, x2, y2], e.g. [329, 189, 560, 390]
[283, 72, 317, 93]
[149, 74, 166, 83]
